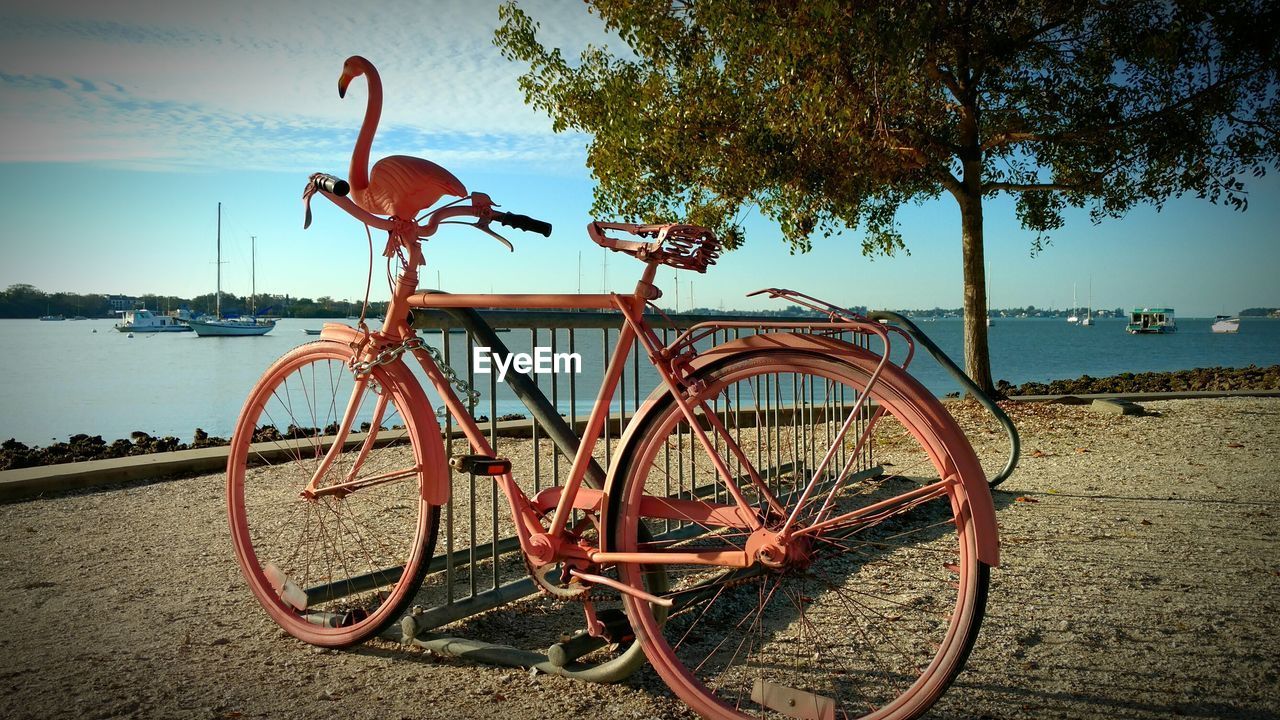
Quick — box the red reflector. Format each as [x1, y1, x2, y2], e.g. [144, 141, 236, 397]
[487, 464, 505, 475]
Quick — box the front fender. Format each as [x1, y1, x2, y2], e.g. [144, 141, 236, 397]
[603, 333, 999, 566]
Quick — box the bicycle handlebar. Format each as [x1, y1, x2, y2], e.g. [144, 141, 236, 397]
[310, 173, 350, 197]
[306, 174, 551, 241]
[493, 212, 552, 237]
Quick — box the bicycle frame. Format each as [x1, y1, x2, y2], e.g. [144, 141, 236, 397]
[321, 248, 748, 571]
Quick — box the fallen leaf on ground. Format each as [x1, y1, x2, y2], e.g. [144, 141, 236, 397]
[1016, 496, 1040, 503]
[1029, 449, 1049, 458]
[1075, 447, 1090, 453]
[1227, 442, 1244, 448]
[1140, 519, 1153, 525]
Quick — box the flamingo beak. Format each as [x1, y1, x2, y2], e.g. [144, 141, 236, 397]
[338, 74, 351, 98]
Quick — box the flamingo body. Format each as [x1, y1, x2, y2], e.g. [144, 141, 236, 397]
[359, 154, 467, 218]
[339, 56, 467, 219]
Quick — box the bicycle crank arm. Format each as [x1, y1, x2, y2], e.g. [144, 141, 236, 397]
[566, 569, 673, 608]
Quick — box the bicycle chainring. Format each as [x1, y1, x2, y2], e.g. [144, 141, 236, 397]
[526, 558, 594, 601]
[526, 515, 599, 600]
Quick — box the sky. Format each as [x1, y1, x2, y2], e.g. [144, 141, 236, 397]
[1, 0, 1277, 317]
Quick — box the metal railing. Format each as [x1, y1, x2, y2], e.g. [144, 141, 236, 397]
[400, 307, 878, 631]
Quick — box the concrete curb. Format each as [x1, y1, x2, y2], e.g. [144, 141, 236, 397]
[3, 389, 1277, 503]
[0, 446, 231, 503]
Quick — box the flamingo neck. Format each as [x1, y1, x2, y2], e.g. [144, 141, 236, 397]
[349, 66, 382, 196]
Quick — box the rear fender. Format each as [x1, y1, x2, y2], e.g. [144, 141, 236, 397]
[315, 324, 449, 505]
[603, 333, 999, 566]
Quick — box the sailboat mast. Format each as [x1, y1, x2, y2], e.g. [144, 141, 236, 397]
[216, 202, 222, 320]
[251, 235, 256, 319]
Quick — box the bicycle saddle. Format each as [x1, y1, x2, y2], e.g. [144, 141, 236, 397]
[587, 222, 722, 273]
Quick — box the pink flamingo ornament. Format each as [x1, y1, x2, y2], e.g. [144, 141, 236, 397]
[338, 56, 467, 219]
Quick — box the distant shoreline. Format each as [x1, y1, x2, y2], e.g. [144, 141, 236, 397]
[3, 364, 1276, 471]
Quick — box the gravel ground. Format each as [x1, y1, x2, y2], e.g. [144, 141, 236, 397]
[1, 397, 1277, 719]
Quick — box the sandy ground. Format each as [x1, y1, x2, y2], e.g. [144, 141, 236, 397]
[1, 397, 1277, 719]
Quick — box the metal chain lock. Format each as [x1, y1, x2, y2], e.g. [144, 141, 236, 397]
[419, 340, 481, 416]
[349, 335, 480, 416]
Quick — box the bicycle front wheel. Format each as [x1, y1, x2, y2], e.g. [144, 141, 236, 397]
[228, 341, 444, 647]
[609, 350, 992, 720]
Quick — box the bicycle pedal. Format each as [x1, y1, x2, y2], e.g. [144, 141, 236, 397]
[448, 454, 511, 476]
[595, 608, 635, 645]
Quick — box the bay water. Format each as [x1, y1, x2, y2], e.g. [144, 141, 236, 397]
[2, 316, 1276, 446]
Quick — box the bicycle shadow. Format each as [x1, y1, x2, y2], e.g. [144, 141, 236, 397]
[337, 472, 1021, 715]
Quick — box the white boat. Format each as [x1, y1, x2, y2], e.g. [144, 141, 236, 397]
[1066, 283, 1079, 323]
[1211, 315, 1240, 334]
[114, 308, 192, 333]
[190, 204, 275, 337]
[189, 316, 274, 336]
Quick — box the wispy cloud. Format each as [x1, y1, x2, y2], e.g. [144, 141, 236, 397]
[0, 0, 608, 171]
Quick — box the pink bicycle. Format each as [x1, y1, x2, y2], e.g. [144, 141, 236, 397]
[227, 56, 999, 720]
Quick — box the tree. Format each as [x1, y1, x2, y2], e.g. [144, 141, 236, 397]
[496, 0, 1279, 393]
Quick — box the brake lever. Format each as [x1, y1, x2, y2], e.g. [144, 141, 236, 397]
[479, 223, 514, 252]
[439, 219, 515, 252]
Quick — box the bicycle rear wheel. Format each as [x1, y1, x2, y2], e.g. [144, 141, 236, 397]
[228, 341, 443, 647]
[608, 350, 992, 720]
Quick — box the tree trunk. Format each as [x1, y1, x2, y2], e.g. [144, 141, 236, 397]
[957, 188, 995, 396]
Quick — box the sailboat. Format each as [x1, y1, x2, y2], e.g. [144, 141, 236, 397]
[985, 265, 994, 327]
[1066, 283, 1079, 324]
[189, 203, 275, 337]
[1080, 278, 1093, 326]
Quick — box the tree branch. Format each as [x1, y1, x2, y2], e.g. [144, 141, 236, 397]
[938, 168, 964, 197]
[982, 64, 1270, 152]
[925, 61, 965, 106]
[984, 181, 1081, 194]
[982, 130, 1095, 151]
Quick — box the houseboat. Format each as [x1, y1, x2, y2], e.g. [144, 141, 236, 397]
[1126, 308, 1177, 334]
[114, 308, 192, 333]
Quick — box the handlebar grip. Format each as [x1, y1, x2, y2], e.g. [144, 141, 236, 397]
[494, 212, 552, 237]
[312, 173, 350, 197]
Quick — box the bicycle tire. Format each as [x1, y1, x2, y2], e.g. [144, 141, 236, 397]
[228, 341, 443, 647]
[608, 349, 992, 719]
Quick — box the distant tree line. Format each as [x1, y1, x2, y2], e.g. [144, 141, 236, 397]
[8, 284, 1254, 321]
[0, 284, 388, 320]
[898, 305, 1127, 319]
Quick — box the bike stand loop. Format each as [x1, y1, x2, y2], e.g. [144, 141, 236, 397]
[865, 310, 1020, 487]
[383, 299, 651, 684]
